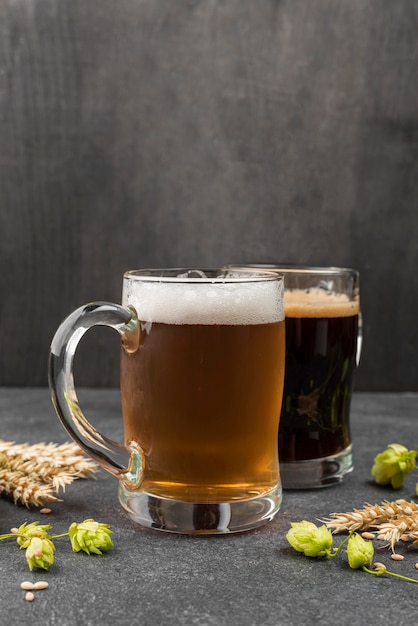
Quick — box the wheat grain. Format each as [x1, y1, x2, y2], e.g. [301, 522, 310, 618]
[373, 562, 386, 570]
[33, 581, 49, 590]
[361, 532, 375, 540]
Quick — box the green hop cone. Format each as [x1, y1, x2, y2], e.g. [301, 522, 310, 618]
[25, 535, 55, 571]
[371, 443, 417, 489]
[68, 519, 113, 555]
[15, 521, 52, 548]
[346, 533, 374, 569]
[286, 520, 333, 558]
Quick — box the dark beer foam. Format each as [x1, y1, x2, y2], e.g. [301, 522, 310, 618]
[284, 288, 359, 318]
[123, 280, 284, 325]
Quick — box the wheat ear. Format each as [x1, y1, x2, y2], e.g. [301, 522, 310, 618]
[324, 499, 418, 552]
[0, 439, 98, 507]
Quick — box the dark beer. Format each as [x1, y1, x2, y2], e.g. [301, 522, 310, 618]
[121, 280, 285, 503]
[279, 288, 359, 463]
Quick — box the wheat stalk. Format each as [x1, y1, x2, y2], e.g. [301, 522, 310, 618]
[0, 439, 98, 508]
[324, 499, 418, 552]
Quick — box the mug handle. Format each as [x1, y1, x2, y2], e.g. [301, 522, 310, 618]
[48, 302, 143, 489]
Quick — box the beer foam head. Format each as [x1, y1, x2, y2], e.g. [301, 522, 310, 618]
[284, 288, 359, 318]
[123, 278, 284, 325]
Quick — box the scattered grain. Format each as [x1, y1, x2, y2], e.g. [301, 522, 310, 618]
[33, 581, 49, 590]
[20, 581, 34, 591]
[40, 508, 52, 515]
[361, 532, 375, 540]
[390, 553, 404, 561]
[10, 528, 19, 534]
[25, 592, 35, 602]
[415, 563, 418, 570]
[373, 562, 386, 570]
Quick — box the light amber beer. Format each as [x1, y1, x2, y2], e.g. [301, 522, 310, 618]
[120, 278, 285, 503]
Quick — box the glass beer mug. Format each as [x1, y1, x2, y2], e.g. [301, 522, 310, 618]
[49, 269, 286, 534]
[227, 264, 361, 489]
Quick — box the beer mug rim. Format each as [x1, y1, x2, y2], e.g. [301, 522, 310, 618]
[225, 263, 359, 280]
[124, 268, 283, 283]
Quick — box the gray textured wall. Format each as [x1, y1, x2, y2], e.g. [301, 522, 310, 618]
[0, 0, 417, 390]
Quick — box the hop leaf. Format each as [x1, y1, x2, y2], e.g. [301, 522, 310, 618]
[346, 533, 374, 569]
[68, 519, 113, 555]
[286, 520, 333, 557]
[24, 535, 55, 571]
[371, 443, 417, 489]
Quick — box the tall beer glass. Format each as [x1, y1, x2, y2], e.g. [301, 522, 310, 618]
[49, 269, 286, 533]
[227, 264, 361, 489]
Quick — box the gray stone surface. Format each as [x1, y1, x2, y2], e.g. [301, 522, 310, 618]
[1, 388, 418, 625]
